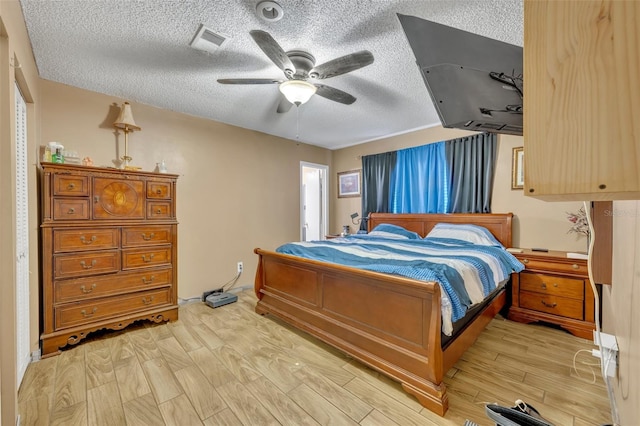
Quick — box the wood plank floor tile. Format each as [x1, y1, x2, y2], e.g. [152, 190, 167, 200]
[122, 393, 164, 426]
[343, 377, 442, 426]
[141, 357, 183, 404]
[212, 345, 262, 384]
[360, 408, 402, 426]
[188, 346, 237, 387]
[287, 383, 359, 426]
[49, 401, 86, 426]
[189, 323, 225, 351]
[109, 334, 136, 367]
[156, 335, 195, 372]
[85, 347, 115, 389]
[174, 365, 226, 420]
[114, 355, 151, 403]
[145, 321, 174, 341]
[158, 393, 203, 426]
[18, 394, 50, 426]
[51, 347, 86, 412]
[170, 324, 203, 352]
[86, 381, 125, 426]
[288, 341, 354, 386]
[245, 345, 303, 393]
[215, 381, 280, 426]
[244, 376, 321, 426]
[18, 355, 57, 403]
[293, 368, 372, 422]
[128, 327, 163, 362]
[543, 389, 612, 425]
[202, 408, 243, 426]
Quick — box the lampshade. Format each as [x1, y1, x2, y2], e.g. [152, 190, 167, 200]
[279, 80, 317, 105]
[113, 102, 141, 131]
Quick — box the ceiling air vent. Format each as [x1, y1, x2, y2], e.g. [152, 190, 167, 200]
[190, 24, 230, 53]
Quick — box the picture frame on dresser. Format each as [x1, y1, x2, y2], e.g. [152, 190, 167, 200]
[511, 146, 524, 190]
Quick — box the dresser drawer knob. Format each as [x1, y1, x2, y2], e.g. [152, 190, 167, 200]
[67, 183, 75, 190]
[81, 307, 98, 317]
[80, 235, 97, 245]
[156, 189, 162, 195]
[155, 209, 162, 215]
[80, 259, 97, 269]
[67, 207, 76, 214]
[141, 232, 155, 241]
[142, 275, 155, 284]
[522, 259, 529, 264]
[541, 300, 557, 308]
[572, 264, 579, 270]
[80, 283, 97, 294]
[141, 254, 155, 263]
[541, 283, 546, 289]
[142, 296, 155, 305]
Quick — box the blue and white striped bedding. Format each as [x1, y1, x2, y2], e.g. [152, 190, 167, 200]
[276, 233, 524, 335]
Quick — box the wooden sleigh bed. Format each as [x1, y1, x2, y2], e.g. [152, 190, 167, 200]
[253, 212, 513, 416]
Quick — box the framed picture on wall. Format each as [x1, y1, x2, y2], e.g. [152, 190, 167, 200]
[512, 146, 524, 190]
[337, 169, 361, 198]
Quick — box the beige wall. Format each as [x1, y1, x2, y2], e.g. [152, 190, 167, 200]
[0, 1, 42, 424]
[332, 127, 587, 252]
[40, 80, 331, 301]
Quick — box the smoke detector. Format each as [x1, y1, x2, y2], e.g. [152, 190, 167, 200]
[256, 1, 284, 22]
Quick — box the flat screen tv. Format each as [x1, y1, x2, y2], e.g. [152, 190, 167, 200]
[398, 14, 523, 136]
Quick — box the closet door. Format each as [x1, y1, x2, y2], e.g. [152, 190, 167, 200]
[15, 82, 30, 385]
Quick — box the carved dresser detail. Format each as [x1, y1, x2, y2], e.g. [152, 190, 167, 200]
[40, 163, 178, 356]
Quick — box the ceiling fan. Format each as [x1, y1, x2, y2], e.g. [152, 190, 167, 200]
[218, 30, 374, 113]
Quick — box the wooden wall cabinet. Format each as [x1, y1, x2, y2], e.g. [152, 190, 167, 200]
[523, 0, 640, 201]
[40, 163, 179, 356]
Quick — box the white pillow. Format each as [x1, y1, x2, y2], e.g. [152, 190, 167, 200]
[424, 223, 502, 246]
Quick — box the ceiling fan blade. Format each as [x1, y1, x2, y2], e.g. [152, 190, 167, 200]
[276, 95, 293, 113]
[249, 30, 295, 76]
[314, 84, 357, 105]
[217, 78, 281, 84]
[310, 50, 374, 80]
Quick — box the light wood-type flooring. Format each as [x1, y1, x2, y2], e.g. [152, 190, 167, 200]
[18, 290, 612, 425]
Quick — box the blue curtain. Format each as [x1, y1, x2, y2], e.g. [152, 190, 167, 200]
[360, 151, 397, 230]
[390, 142, 449, 213]
[446, 133, 497, 213]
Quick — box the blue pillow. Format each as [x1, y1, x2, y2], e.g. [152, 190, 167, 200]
[424, 223, 502, 246]
[368, 224, 421, 240]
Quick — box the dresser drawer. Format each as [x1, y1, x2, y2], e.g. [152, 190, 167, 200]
[54, 268, 172, 303]
[93, 178, 145, 220]
[518, 257, 587, 276]
[147, 201, 172, 219]
[55, 288, 171, 329]
[54, 251, 120, 279]
[53, 174, 89, 196]
[122, 225, 172, 247]
[53, 199, 90, 220]
[147, 181, 172, 199]
[519, 290, 584, 320]
[122, 247, 172, 270]
[519, 272, 584, 299]
[53, 228, 119, 253]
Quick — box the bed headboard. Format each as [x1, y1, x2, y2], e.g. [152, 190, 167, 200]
[367, 213, 513, 248]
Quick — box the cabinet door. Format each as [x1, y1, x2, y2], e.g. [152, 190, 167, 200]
[93, 177, 144, 219]
[524, 0, 640, 200]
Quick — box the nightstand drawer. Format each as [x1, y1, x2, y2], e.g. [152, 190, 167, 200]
[519, 291, 583, 320]
[519, 257, 587, 276]
[520, 272, 584, 299]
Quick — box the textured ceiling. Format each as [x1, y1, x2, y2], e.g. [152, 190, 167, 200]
[20, 0, 523, 149]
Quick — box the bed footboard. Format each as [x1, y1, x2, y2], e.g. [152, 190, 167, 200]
[254, 248, 449, 415]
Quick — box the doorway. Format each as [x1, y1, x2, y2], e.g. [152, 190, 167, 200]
[300, 162, 328, 241]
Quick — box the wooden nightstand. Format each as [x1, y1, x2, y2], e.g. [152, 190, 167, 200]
[508, 249, 598, 339]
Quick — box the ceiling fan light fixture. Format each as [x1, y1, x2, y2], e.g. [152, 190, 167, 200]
[279, 80, 317, 105]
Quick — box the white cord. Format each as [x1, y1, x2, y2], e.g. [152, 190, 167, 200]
[584, 201, 620, 425]
[571, 349, 598, 384]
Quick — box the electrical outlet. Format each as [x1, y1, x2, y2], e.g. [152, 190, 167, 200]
[237, 261, 243, 274]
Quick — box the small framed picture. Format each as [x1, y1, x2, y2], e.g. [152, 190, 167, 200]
[511, 146, 524, 190]
[337, 169, 361, 198]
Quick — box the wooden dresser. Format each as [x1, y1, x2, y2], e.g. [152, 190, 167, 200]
[40, 163, 179, 356]
[508, 250, 597, 339]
